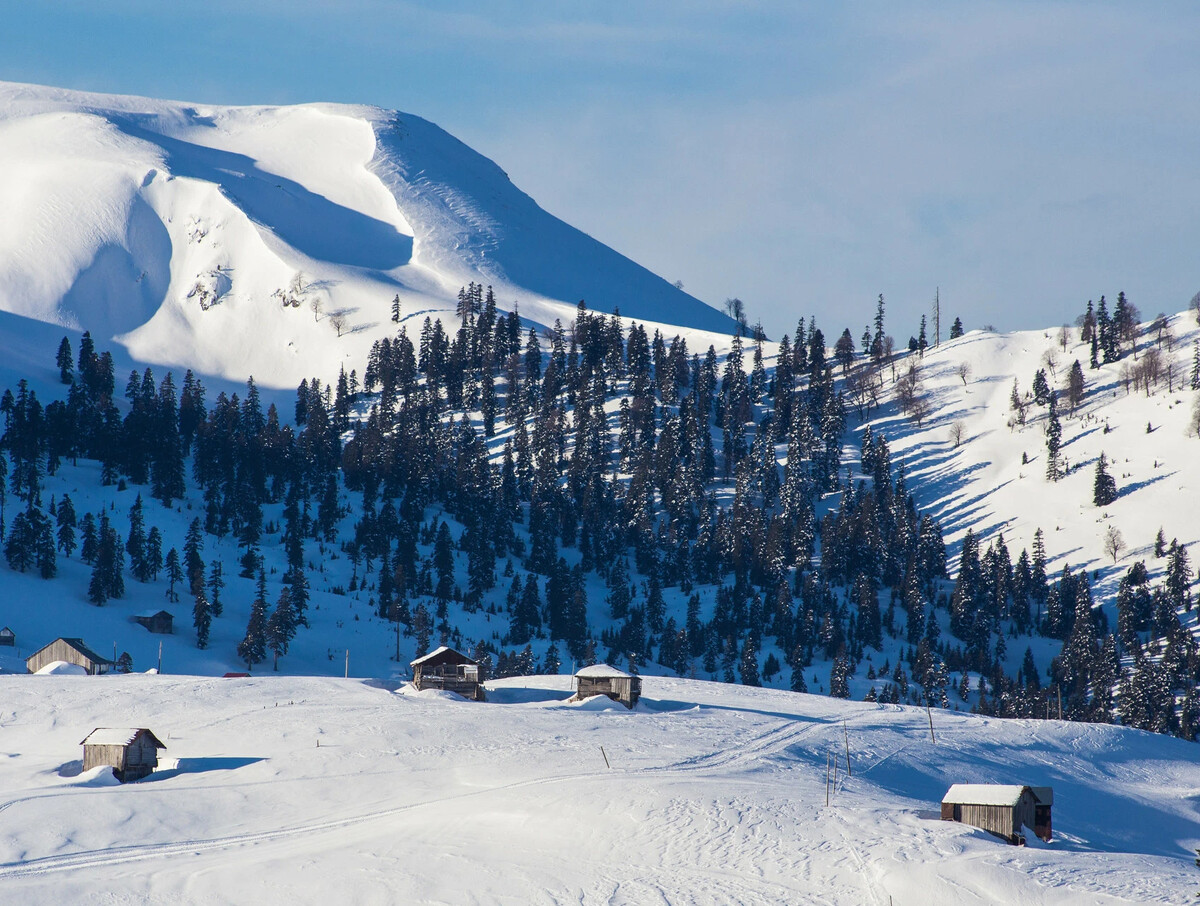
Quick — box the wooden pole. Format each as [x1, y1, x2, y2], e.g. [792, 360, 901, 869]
[826, 752, 830, 806]
[1057, 686, 1062, 721]
[157, 641, 162, 674]
[600, 746, 610, 769]
[843, 719, 852, 777]
[345, 649, 350, 679]
[927, 706, 936, 744]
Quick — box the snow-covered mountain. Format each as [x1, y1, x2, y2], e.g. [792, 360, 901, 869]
[0, 81, 738, 387]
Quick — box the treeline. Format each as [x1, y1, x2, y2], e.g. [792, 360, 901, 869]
[0, 287, 1196, 741]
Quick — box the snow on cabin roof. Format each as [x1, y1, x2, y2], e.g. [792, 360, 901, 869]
[410, 646, 475, 667]
[942, 784, 1031, 806]
[80, 728, 166, 748]
[575, 664, 632, 679]
[136, 610, 172, 619]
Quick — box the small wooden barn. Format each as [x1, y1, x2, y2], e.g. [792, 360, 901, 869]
[133, 610, 174, 634]
[0, 626, 14, 646]
[26, 638, 115, 675]
[410, 647, 485, 701]
[571, 664, 641, 709]
[81, 728, 166, 782]
[941, 784, 1053, 844]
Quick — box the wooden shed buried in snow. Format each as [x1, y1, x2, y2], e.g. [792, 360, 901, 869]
[571, 664, 641, 709]
[26, 638, 115, 675]
[133, 610, 174, 634]
[410, 647, 485, 701]
[941, 784, 1053, 844]
[80, 728, 166, 782]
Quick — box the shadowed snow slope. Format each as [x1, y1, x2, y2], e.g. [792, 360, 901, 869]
[0, 81, 737, 388]
[0, 673, 1196, 904]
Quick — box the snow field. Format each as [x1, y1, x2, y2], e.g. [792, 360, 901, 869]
[0, 673, 1197, 904]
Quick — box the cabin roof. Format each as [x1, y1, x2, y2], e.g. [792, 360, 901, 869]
[410, 646, 476, 668]
[0, 626, 13, 634]
[942, 784, 1032, 806]
[575, 663, 632, 679]
[135, 609, 173, 619]
[80, 728, 167, 748]
[32, 637, 114, 665]
[1030, 786, 1053, 805]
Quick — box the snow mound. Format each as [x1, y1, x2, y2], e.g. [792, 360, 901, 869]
[67, 765, 121, 787]
[393, 683, 468, 702]
[34, 660, 87, 676]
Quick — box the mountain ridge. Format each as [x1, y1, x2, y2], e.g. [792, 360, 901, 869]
[0, 80, 739, 387]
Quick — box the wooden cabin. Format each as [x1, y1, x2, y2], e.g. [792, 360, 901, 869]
[133, 610, 174, 634]
[941, 784, 1053, 844]
[410, 647, 485, 701]
[81, 728, 166, 782]
[571, 664, 641, 709]
[26, 638, 115, 675]
[0, 626, 14, 647]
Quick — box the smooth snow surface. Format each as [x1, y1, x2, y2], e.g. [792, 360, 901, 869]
[0, 80, 739, 389]
[0, 674, 1197, 904]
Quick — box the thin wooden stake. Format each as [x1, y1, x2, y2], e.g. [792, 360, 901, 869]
[843, 719, 852, 778]
[600, 746, 610, 769]
[826, 752, 830, 807]
[927, 706, 936, 744]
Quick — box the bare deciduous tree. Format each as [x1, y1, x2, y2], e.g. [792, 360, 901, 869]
[957, 362, 971, 385]
[329, 311, 348, 337]
[1042, 347, 1058, 378]
[1057, 325, 1070, 350]
[1103, 524, 1125, 564]
[949, 421, 965, 448]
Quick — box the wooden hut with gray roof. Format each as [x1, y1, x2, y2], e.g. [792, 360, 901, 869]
[410, 647, 485, 700]
[571, 664, 641, 709]
[26, 637, 114, 675]
[941, 784, 1053, 844]
[80, 728, 166, 782]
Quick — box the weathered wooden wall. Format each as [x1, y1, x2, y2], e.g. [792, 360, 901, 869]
[27, 639, 106, 674]
[83, 744, 128, 773]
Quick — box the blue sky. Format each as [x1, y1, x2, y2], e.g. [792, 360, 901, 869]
[2, 2, 1198, 340]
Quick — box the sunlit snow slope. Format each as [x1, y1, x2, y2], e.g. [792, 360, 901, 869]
[1, 674, 1196, 905]
[0, 81, 738, 387]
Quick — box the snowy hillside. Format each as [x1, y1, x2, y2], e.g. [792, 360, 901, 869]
[868, 314, 1200, 615]
[0, 80, 738, 388]
[1, 673, 1197, 904]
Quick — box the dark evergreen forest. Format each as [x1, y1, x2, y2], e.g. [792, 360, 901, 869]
[2, 285, 1197, 739]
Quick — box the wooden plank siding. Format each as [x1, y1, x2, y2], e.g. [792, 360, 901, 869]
[26, 638, 114, 675]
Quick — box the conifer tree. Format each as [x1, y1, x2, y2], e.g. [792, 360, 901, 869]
[165, 547, 183, 602]
[739, 633, 761, 686]
[56, 336, 73, 384]
[1092, 452, 1117, 506]
[193, 589, 212, 649]
[266, 587, 297, 670]
[208, 560, 225, 617]
[237, 579, 269, 671]
[55, 493, 77, 556]
[1044, 393, 1062, 481]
